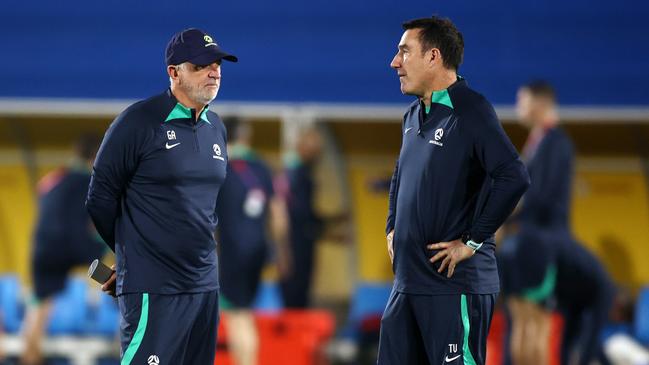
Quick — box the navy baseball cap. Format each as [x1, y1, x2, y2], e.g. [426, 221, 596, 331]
[165, 28, 238, 66]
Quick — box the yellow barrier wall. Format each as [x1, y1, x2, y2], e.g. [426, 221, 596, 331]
[347, 158, 393, 282]
[0, 164, 35, 281]
[572, 162, 649, 291]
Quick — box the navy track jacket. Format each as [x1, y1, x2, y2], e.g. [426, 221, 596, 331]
[518, 127, 574, 232]
[87, 90, 228, 295]
[386, 78, 529, 295]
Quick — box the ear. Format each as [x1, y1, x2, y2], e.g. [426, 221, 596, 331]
[167, 65, 178, 79]
[428, 48, 441, 67]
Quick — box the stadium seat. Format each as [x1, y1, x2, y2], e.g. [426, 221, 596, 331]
[215, 310, 335, 365]
[253, 281, 283, 312]
[90, 291, 120, 337]
[634, 286, 649, 346]
[257, 310, 335, 365]
[47, 277, 89, 335]
[0, 274, 23, 333]
[341, 282, 392, 338]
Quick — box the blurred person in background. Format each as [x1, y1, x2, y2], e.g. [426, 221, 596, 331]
[504, 81, 614, 365]
[504, 80, 574, 365]
[276, 127, 348, 308]
[86, 28, 237, 364]
[555, 237, 615, 365]
[216, 118, 289, 365]
[20, 134, 105, 365]
[514, 80, 574, 234]
[505, 230, 615, 365]
[277, 128, 323, 309]
[378, 16, 529, 364]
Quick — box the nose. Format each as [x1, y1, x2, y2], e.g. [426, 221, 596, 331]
[390, 54, 400, 69]
[208, 63, 221, 79]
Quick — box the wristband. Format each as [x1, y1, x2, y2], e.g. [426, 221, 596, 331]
[465, 239, 483, 251]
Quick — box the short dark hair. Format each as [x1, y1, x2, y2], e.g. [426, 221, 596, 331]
[521, 80, 556, 103]
[402, 16, 464, 71]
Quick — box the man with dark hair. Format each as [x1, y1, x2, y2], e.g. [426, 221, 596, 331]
[504, 80, 613, 365]
[503, 80, 571, 365]
[378, 16, 529, 364]
[21, 134, 105, 365]
[86, 28, 236, 365]
[513, 81, 568, 223]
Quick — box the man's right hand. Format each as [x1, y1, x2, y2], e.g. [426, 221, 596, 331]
[101, 264, 117, 298]
[387, 230, 394, 263]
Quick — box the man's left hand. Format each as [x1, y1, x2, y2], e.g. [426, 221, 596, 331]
[428, 239, 475, 278]
[101, 264, 117, 298]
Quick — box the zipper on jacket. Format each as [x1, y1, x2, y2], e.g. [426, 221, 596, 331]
[190, 109, 200, 152]
[193, 125, 200, 152]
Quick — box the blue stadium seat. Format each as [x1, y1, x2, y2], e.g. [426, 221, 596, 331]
[0, 275, 23, 333]
[635, 286, 649, 346]
[47, 277, 89, 335]
[341, 282, 392, 338]
[600, 323, 633, 343]
[89, 292, 120, 337]
[253, 281, 283, 312]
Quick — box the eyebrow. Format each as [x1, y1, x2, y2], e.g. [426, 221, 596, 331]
[398, 44, 409, 51]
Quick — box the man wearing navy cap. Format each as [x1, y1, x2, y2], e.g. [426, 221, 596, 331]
[86, 28, 237, 365]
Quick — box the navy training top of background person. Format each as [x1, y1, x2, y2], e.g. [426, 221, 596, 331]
[33, 166, 105, 298]
[517, 127, 574, 232]
[216, 146, 275, 306]
[285, 159, 322, 257]
[279, 157, 323, 307]
[86, 89, 228, 295]
[386, 78, 529, 295]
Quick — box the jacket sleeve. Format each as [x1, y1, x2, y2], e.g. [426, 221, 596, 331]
[467, 100, 530, 243]
[385, 158, 399, 235]
[86, 111, 142, 252]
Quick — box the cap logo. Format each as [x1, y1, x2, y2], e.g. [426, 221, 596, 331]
[204, 35, 217, 47]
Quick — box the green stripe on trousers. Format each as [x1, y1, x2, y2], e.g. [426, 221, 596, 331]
[461, 294, 478, 365]
[122, 293, 150, 365]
